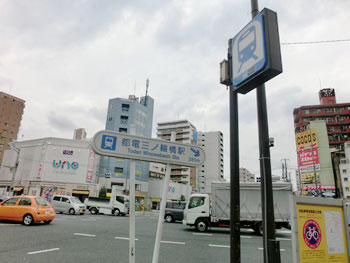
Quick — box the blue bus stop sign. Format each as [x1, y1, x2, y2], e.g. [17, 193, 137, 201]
[230, 8, 282, 94]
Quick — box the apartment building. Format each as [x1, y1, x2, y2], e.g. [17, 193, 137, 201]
[0, 91, 25, 166]
[156, 120, 197, 186]
[197, 131, 224, 193]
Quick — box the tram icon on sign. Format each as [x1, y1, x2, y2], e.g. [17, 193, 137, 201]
[237, 25, 258, 73]
[101, 135, 117, 151]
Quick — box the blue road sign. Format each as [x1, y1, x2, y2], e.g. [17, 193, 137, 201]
[231, 12, 267, 87]
[92, 130, 205, 167]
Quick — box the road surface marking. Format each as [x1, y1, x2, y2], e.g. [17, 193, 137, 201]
[161, 240, 186, 245]
[241, 236, 252, 239]
[258, 248, 286, 252]
[192, 233, 213, 236]
[209, 244, 230, 248]
[74, 233, 96, 237]
[115, 236, 139, 241]
[28, 248, 60, 255]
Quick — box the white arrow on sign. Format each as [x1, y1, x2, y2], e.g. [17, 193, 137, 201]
[91, 130, 205, 167]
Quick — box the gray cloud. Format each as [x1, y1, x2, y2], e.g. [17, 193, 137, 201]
[47, 111, 76, 132]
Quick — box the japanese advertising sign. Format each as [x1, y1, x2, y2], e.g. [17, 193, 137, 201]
[91, 130, 205, 167]
[298, 148, 320, 168]
[296, 129, 318, 151]
[296, 203, 348, 263]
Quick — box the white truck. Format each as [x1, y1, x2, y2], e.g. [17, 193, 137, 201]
[84, 185, 129, 216]
[183, 182, 292, 234]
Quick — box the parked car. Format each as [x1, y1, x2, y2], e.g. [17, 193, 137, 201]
[164, 201, 186, 223]
[0, 196, 55, 225]
[51, 195, 86, 215]
[0, 195, 9, 202]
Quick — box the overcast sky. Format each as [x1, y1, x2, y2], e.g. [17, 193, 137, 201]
[1, 0, 350, 180]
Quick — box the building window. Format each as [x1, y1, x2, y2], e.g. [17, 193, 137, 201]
[135, 184, 141, 191]
[120, 116, 128, 124]
[122, 104, 130, 112]
[344, 177, 348, 181]
[108, 117, 113, 121]
[343, 169, 347, 174]
[345, 187, 349, 192]
[119, 128, 127, 133]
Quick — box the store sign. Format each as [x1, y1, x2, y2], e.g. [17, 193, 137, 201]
[298, 148, 320, 168]
[92, 130, 205, 167]
[63, 150, 74, 155]
[53, 160, 79, 170]
[296, 129, 318, 150]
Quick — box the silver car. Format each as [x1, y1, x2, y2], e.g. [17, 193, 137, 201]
[51, 195, 86, 215]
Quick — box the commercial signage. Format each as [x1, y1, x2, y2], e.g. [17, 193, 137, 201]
[91, 130, 205, 167]
[297, 203, 348, 263]
[86, 151, 95, 182]
[229, 8, 282, 94]
[53, 160, 79, 170]
[298, 148, 320, 172]
[296, 129, 318, 151]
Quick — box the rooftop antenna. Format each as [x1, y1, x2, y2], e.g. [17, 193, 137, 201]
[144, 78, 149, 106]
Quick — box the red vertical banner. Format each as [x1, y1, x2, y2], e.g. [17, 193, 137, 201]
[86, 151, 95, 182]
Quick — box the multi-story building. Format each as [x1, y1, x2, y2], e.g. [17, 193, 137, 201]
[0, 92, 25, 166]
[338, 142, 350, 200]
[73, 128, 87, 140]
[293, 88, 350, 150]
[197, 131, 224, 193]
[239, 167, 255, 182]
[156, 120, 197, 186]
[0, 137, 99, 200]
[99, 94, 154, 203]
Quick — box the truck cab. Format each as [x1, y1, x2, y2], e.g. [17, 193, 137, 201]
[183, 194, 210, 231]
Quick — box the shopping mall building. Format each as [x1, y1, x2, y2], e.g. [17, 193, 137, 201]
[0, 137, 100, 201]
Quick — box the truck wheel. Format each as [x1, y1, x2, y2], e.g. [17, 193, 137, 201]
[69, 208, 75, 215]
[90, 207, 98, 215]
[114, 209, 120, 216]
[253, 223, 263, 236]
[164, 214, 173, 223]
[196, 219, 208, 232]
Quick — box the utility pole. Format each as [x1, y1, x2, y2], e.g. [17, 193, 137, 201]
[251, 0, 280, 262]
[281, 158, 289, 182]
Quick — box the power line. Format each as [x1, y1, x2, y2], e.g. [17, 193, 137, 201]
[281, 38, 350, 46]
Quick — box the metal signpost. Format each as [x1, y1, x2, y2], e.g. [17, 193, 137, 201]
[91, 130, 204, 263]
[221, 1, 282, 262]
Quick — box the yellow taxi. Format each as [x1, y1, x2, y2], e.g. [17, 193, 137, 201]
[0, 196, 56, 225]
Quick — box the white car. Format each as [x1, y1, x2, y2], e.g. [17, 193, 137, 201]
[51, 195, 86, 215]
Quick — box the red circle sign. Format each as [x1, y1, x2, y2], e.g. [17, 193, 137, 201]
[303, 219, 321, 249]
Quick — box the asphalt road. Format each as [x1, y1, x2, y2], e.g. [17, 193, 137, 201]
[0, 212, 292, 263]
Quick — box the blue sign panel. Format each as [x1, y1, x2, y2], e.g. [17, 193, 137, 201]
[101, 135, 117, 151]
[92, 130, 205, 167]
[231, 12, 267, 87]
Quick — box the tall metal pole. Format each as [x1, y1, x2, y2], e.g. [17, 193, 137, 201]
[228, 40, 241, 262]
[152, 132, 175, 263]
[129, 126, 136, 263]
[251, 0, 280, 262]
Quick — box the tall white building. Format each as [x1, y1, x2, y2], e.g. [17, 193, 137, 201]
[239, 167, 255, 182]
[339, 142, 350, 200]
[197, 131, 224, 193]
[157, 120, 197, 186]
